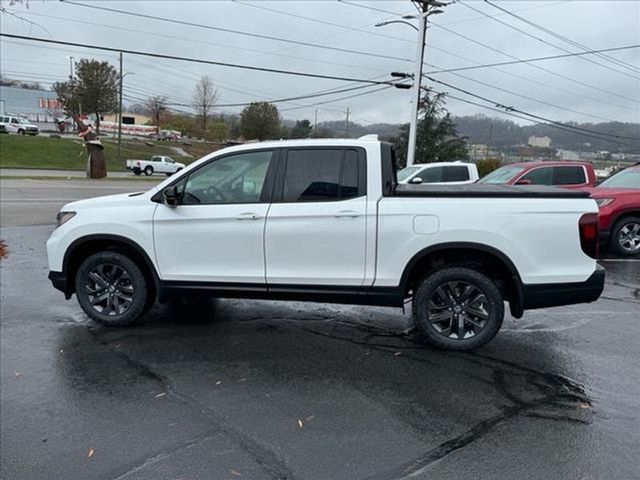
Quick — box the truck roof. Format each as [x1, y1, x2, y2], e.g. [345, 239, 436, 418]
[211, 137, 383, 156]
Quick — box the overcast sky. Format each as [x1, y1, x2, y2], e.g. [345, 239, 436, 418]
[1, 0, 639, 126]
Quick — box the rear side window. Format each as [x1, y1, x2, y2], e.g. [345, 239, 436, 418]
[553, 166, 586, 185]
[442, 166, 470, 182]
[282, 148, 363, 202]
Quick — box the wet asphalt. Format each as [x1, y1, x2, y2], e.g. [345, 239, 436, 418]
[1, 182, 639, 480]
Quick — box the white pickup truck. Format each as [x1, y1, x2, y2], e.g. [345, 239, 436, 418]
[47, 137, 604, 350]
[397, 161, 479, 185]
[125, 155, 185, 176]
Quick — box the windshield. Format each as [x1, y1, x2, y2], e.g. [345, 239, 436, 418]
[598, 167, 640, 189]
[397, 166, 422, 182]
[478, 165, 524, 184]
[18, 118, 31, 125]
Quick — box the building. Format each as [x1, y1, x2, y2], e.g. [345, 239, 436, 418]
[528, 135, 552, 148]
[468, 144, 489, 160]
[0, 85, 64, 124]
[102, 112, 151, 125]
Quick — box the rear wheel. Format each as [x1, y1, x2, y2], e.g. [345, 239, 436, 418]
[412, 267, 504, 351]
[75, 252, 151, 326]
[610, 216, 640, 256]
[133, 168, 141, 176]
[144, 166, 153, 176]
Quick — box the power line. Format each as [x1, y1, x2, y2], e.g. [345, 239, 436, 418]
[457, 0, 640, 81]
[338, 0, 640, 105]
[424, 76, 640, 146]
[233, 1, 415, 46]
[4, 7, 390, 74]
[482, 0, 640, 75]
[0, 34, 408, 87]
[443, 91, 639, 149]
[59, 0, 413, 64]
[424, 65, 617, 123]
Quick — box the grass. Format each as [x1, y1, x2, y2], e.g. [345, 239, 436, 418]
[0, 134, 197, 171]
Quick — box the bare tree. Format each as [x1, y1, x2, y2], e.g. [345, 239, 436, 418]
[192, 76, 219, 134]
[146, 95, 168, 136]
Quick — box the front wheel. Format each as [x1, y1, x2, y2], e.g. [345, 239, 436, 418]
[75, 252, 151, 326]
[412, 267, 504, 351]
[17, 129, 25, 135]
[610, 216, 640, 256]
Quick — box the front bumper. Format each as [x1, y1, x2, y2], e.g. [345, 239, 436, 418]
[521, 265, 605, 310]
[48, 271, 72, 299]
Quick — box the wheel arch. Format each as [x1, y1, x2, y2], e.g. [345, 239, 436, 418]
[399, 242, 524, 318]
[610, 210, 640, 229]
[63, 234, 160, 299]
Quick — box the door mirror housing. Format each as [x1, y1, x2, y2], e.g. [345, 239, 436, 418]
[163, 185, 179, 207]
[515, 178, 532, 185]
[410, 176, 423, 184]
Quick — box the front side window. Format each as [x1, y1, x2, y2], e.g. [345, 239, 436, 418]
[282, 148, 362, 202]
[419, 166, 443, 183]
[553, 166, 586, 185]
[397, 166, 421, 182]
[181, 150, 273, 205]
[478, 165, 523, 184]
[520, 167, 553, 185]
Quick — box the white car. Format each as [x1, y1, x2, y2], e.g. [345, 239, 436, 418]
[47, 137, 604, 351]
[0, 115, 39, 135]
[125, 155, 185, 176]
[397, 161, 479, 185]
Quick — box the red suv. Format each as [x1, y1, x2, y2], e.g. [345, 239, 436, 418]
[584, 165, 640, 256]
[478, 161, 597, 189]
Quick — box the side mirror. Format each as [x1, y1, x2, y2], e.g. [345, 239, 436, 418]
[163, 186, 179, 207]
[410, 176, 423, 184]
[515, 178, 532, 185]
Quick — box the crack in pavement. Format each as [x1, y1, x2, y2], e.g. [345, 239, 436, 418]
[85, 327, 298, 480]
[293, 323, 592, 480]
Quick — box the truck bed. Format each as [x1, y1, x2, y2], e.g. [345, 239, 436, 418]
[394, 183, 590, 198]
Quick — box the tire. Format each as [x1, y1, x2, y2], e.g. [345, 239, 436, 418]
[133, 168, 141, 176]
[610, 216, 640, 256]
[412, 267, 504, 351]
[75, 251, 150, 326]
[144, 166, 154, 176]
[17, 129, 25, 136]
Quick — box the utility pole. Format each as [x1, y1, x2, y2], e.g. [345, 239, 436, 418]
[345, 107, 350, 137]
[406, 9, 427, 166]
[314, 109, 319, 137]
[117, 51, 123, 165]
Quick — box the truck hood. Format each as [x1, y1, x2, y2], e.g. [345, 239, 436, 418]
[62, 191, 147, 211]
[584, 187, 640, 198]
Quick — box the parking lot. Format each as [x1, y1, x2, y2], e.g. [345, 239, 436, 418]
[1, 179, 639, 479]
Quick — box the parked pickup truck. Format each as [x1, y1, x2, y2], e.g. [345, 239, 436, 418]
[47, 137, 605, 350]
[126, 155, 185, 176]
[478, 161, 597, 189]
[397, 161, 479, 185]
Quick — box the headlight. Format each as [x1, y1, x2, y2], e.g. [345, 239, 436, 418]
[56, 211, 76, 228]
[595, 198, 614, 208]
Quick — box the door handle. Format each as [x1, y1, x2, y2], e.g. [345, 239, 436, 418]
[333, 210, 361, 218]
[235, 212, 260, 220]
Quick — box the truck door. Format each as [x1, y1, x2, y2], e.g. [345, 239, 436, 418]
[265, 147, 368, 286]
[153, 149, 276, 283]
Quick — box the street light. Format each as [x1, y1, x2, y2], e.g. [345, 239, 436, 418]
[117, 52, 134, 165]
[376, 4, 445, 166]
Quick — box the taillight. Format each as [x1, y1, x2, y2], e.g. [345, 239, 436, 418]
[579, 213, 599, 259]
